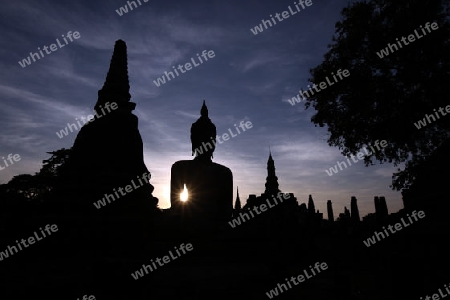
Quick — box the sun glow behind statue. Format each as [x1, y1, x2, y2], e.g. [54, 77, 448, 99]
[180, 184, 188, 202]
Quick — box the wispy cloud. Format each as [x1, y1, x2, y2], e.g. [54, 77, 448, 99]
[0, 0, 404, 217]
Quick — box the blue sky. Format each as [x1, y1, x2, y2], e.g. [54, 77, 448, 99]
[0, 0, 405, 218]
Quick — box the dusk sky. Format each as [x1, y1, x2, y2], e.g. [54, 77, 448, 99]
[0, 0, 405, 218]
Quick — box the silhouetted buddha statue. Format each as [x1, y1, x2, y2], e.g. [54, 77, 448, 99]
[170, 101, 233, 231]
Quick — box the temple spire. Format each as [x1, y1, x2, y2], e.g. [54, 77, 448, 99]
[96, 39, 134, 113]
[235, 187, 241, 210]
[308, 194, 315, 214]
[200, 99, 208, 117]
[351, 196, 360, 222]
[264, 150, 280, 195]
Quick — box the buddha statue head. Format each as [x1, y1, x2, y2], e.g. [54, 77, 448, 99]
[190, 100, 217, 162]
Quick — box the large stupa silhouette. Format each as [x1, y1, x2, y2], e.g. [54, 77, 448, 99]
[55, 39, 158, 260]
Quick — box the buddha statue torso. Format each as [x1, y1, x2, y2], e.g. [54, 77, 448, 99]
[170, 101, 233, 229]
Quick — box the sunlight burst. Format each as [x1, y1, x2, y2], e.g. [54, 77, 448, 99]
[180, 184, 188, 202]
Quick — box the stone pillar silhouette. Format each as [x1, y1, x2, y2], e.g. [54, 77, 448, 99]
[304, 194, 315, 226]
[374, 196, 380, 214]
[350, 196, 360, 222]
[374, 196, 388, 224]
[378, 196, 388, 217]
[327, 200, 334, 222]
[308, 194, 315, 214]
[344, 206, 350, 218]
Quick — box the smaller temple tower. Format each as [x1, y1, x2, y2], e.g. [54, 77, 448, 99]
[308, 195, 316, 215]
[233, 187, 242, 217]
[350, 196, 360, 222]
[327, 200, 334, 222]
[235, 187, 242, 210]
[375, 196, 388, 217]
[264, 152, 280, 196]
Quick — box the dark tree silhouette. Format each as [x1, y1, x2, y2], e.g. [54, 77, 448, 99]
[39, 148, 72, 179]
[4, 174, 40, 201]
[1, 148, 72, 202]
[304, 0, 450, 190]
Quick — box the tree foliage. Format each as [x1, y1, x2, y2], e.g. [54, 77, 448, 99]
[305, 0, 450, 190]
[2, 148, 72, 202]
[39, 148, 72, 180]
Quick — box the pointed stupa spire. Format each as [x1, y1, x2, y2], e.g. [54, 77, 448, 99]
[265, 150, 280, 195]
[200, 99, 208, 117]
[308, 194, 315, 214]
[96, 39, 134, 112]
[235, 186, 241, 210]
